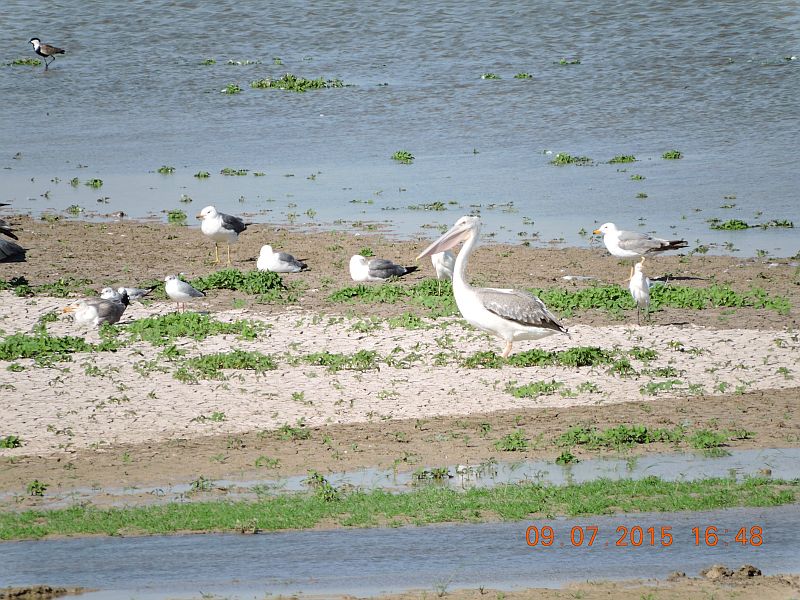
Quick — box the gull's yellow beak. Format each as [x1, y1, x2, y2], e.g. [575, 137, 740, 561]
[196, 213, 204, 220]
[592, 228, 602, 235]
[62, 305, 76, 314]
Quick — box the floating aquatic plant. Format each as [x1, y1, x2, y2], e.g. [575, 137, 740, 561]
[6, 58, 41, 66]
[167, 209, 187, 225]
[194, 171, 210, 178]
[514, 72, 533, 79]
[481, 73, 501, 79]
[550, 152, 592, 166]
[157, 165, 175, 174]
[250, 73, 346, 92]
[201, 58, 216, 65]
[558, 58, 581, 65]
[84, 178, 103, 188]
[662, 149, 683, 159]
[220, 167, 248, 176]
[391, 150, 414, 164]
[609, 155, 636, 163]
[221, 83, 242, 94]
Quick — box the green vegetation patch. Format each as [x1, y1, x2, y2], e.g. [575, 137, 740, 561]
[250, 73, 346, 92]
[556, 424, 753, 450]
[662, 150, 682, 159]
[391, 150, 414, 164]
[179, 350, 278, 380]
[329, 279, 456, 318]
[191, 269, 285, 300]
[1, 476, 793, 539]
[0, 332, 118, 362]
[6, 57, 42, 66]
[463, 346, 615, 369]
[167, 209, 187, 225]
[0, 435, 22, 449]
[121, 313, 261, 346]
[300, 350, 379, 372]
[0, 276, 93, 298]
[550, 153, 593, 166]
[609, 155, 636, 163]
[708, 218, 793, 230]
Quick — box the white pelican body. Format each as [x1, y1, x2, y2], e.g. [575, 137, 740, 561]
[417, 216, 567, 358]
[593, 222, 687, 258]
[628, 258, 651, 324]
[165, 275, 205, 312]
[257, 245, 307, 273]
[197, 205, 247, 265]
[431, 250, 455, 280]
[349, 255, 414, 282]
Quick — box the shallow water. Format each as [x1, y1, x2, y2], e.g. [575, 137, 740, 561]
[1, 1, 798, 255]
[2, 505, 799, 597]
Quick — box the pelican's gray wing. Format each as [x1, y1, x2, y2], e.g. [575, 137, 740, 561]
[84, 298, 127, 325]
[0, 238, 25, 262]
[478, 288, 567, 333]
[277, 252, 307, 270]
[367, 258, 407, 279]
[616, 230, 687, 254]
[220, 212, 247, 234]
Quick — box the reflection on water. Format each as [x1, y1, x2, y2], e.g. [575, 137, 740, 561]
[1, 1, 798, 255]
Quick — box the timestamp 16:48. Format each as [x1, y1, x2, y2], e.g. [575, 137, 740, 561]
[525, 525, 763, 548]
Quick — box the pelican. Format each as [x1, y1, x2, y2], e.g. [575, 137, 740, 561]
[63, 292, 129, 327]
[349, 255, 416, 282]
[593, 222, 687, 258]
[197, 205, 248, 266]
[417, 216, 567, 358]
[628, 258, 651, 325]
[257, 244, 308, 273]
[165, 275, 205, 312]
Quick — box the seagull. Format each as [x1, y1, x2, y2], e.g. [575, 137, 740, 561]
[63, 291, 129, 327]
[431, 250, 455, 280]
[629, 258, 651, 325]
[165, 275, 205, 312]
[118, 286, 156, 301]
[593, 222, 688, 259]
[99, 287, 123, 301]
[29, 37, 65, 71]
[0, 217, 25, 262]
[349, 255, 417, 282]
[257, 244, 308, 273]
[417, 216, 567, 358]
[196, 205, 247, 266]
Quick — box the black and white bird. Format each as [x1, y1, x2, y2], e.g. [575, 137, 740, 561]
[101, 285, 156, 302]
[196, 205, 247, 266]
[417, 216, 567, 358]
[257, 244, 308, 273]
[63, 291, 130, 327]
[593, 222, 688, 259]
[0, 216, 25, 262]
[29, 37, 65, 71]
[349, 255, 416, 282]
[165, 275, 205, 312]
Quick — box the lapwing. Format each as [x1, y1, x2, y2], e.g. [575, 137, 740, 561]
[29, 37, 65, 71]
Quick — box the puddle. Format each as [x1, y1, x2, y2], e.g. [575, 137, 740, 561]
[2, 504, 799, 598]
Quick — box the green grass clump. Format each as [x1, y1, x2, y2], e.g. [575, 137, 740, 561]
[221, 83, 242, 94]
[1, 476, 793, 540]
[191, 269, 286, 300]
[167, 209, 187, 225]
[662, 149, 682, 159]
[250, 73, 345, 92]
[709, 218, 750, 230]
[329, 279, 456, 318]
[493, 430, 529, 451]
[558, 58, 581, 65]
[0, 276, 93, 298]
[505, 379, 563, 398]
[463, 346, 614, 369]
[408, 201, 446, 211]
[157, 165, 176, 174]
[0, 435, 22, 449]
[391, 150, 414, 164]
[514, 72, 533, 79]
[557, 424, 685, 449]
[609, 155, 636, 163]
[6, 57, 42, 66]
[179, 350, 277, 380]
[550, 153, 592, 166]
[0, 332, 119, 362]
[194, 171, 211, 178]
[84, 179, 103, 188]
[122, 313, 260, 346]
[481, 73, 501, 79]
[301, 350, 379, 372]
[220, 167, 248, 176]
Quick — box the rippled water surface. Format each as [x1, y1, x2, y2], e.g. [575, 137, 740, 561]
[1, 1, 798, 254]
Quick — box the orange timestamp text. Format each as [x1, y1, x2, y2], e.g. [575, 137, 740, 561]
[525, 525, 763, 548]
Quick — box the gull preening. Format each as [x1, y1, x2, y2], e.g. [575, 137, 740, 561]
[417, 215, 567, 358]
[628, 258, 651, 325]
[165, 275, 205, 312]
[197, 205, 247, 266]
[100, 286, 155, 302]
[63, 292, 129, 327]
[593, 222, 687, 258]
[431, 250, 455, 280]
[29, 37, 65, 70]
[349, 255, 416, 282]
[257, 244, 308, 273]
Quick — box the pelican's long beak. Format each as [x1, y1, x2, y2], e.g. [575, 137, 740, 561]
[592, 228, 602, 235]
[416, 221, 472, 261]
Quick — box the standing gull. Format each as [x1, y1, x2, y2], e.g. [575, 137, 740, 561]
[417, 216, 567, 358]
[0, 217, 25, 262]
[165, 275, 205, 312]
[431, 250, 455, 280]
[593, 222, 687, 258]
[257, 244, 308, 273]
[349, 255, 416, 283]
[29, 37, 65, 70]
[629, 258, 651, 325]
[197, 205, 247, 266]
[63, 291, 129, 327]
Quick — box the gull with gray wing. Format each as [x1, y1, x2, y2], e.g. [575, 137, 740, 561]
[197, 205, 248, 266]
[63, 291, 130, 327]
[593, 222, 687, 258]
[349, 255, 417, 282]
[257, 244, 308, 273]
[165, 275, 205, 312]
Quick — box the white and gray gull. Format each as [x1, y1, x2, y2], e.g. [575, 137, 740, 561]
[257, 244, 308, 273]
[628, 258, 651, 325]
[431, 250, 455, 281]
[100, 286, 155, 302]
[0, 216, 25, 262]
[417, 216, 567, 358]
[165, 275, 205, 312]
[593, 222, 687, 259]
[349, 255, 417, 283]
[63, 291, 129, 327]
[197, 205, 248, 266]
